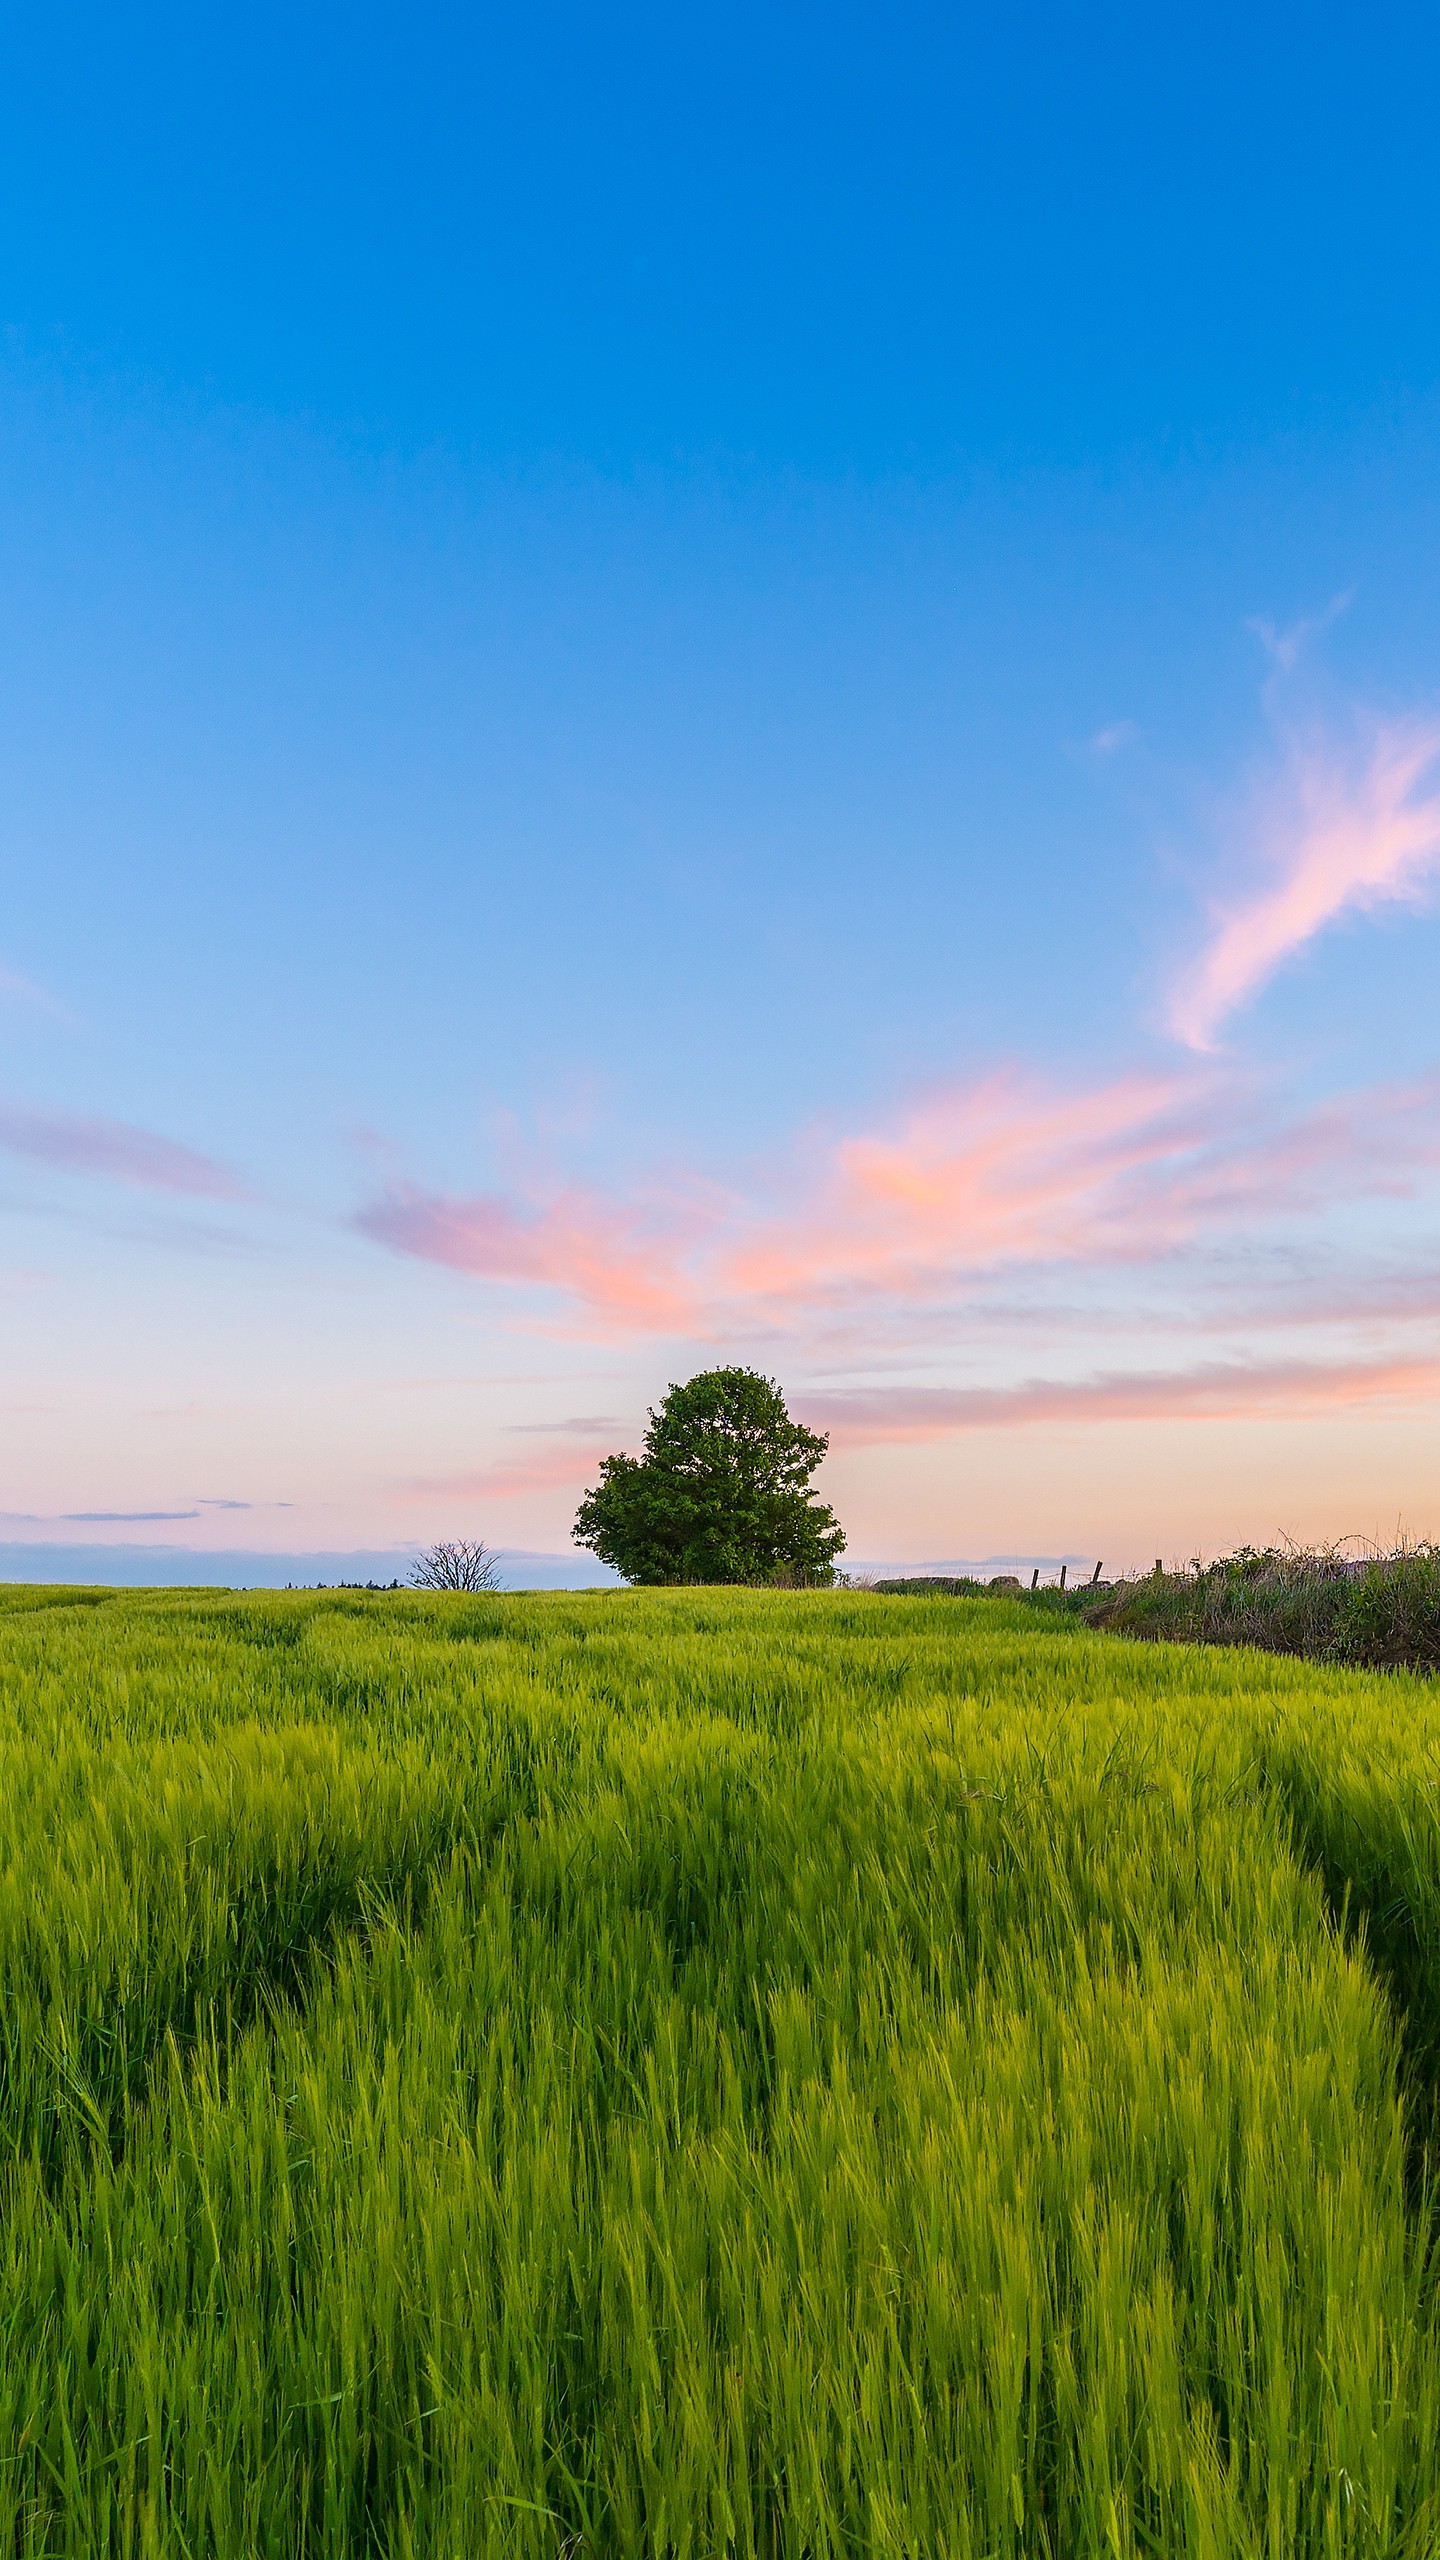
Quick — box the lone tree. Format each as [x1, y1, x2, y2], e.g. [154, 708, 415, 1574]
[573, 1366, 845, 1586]
[409, 1539, 503, 1592]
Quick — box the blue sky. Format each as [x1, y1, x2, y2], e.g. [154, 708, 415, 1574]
[3, 2, 1440, 1580]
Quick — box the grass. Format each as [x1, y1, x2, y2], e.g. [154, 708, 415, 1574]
[2, 1583, 1440, 2551]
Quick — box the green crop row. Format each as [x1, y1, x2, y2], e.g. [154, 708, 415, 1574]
[1, 1585, 1440, 2555]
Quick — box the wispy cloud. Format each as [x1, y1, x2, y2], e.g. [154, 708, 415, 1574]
[805, 1351, 1440, 1444]
[358, 1070, 1195, 1335]
[50, 1508, 201, 1524]
[0, 1101, 249, 1199]
[402, 1451, 605, 1502]
[506, 1413, 629, 1436]
[1246, 591, 1353, 675]
[733, 1070, 1206, 1307]
[729, 1070, 1437, 1320]
[1, 1499, 288, 1524]
[1171, 718, 1440, 1047]
[354, 1065, 1440, 1339]
[354, 1183, 705, 1326]
[0, 963, 73, 1023]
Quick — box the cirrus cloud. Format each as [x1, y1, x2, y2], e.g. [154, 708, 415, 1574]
[0, 1101, 249, 1199]
[353, 1064, 1440, 1338]
[803, 1351, 1440, 1446]
[354, 1182, 704, 1326]
[1171, 717, 1440, 1048]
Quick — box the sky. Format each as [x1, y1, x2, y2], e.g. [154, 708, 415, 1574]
[3, 0, 1440, 1583]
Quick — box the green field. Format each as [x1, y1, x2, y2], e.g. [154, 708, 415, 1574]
[4, 1584, 1440, 2557]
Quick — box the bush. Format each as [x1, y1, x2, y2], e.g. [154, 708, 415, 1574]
[1332, 1547, 1440, 1671]
[1091, 1543, 1440, 1674]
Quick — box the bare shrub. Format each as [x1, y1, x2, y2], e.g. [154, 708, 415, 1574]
[409, 1540, 504, 1594]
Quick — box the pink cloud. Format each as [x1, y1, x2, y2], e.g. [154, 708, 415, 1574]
[356, 1070, 1209, 1335]
[1172, 719, 1440, 1047]
[354, 1065, 1440, 1339]
[402, 1449, 607, 1502]
[0, 1101, 248, 1199]
[732, 1070, 1206, 1305]
[723, 1069, 1440, 1317]
[805, 1352, 1440, 1444]
[355, 1183, 702, 1327]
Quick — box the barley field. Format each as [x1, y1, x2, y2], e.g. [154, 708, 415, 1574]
[2, 1583, 1440, 2557]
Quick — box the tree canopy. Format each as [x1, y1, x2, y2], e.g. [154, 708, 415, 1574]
[573, 1367, 846, 1586]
